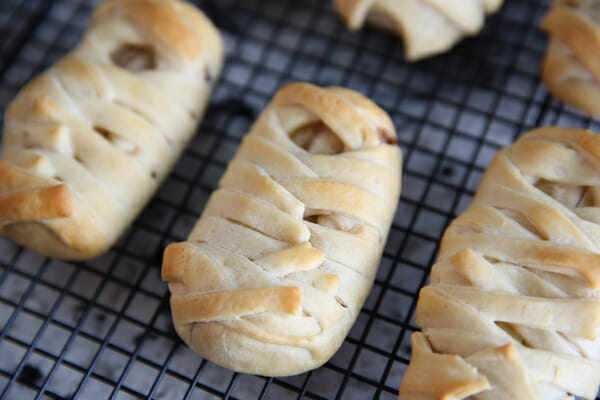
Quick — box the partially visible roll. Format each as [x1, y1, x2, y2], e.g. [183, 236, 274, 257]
[399, 127, 600, 400]
[333, 0, 503, 61]
[542, 0, 600, 116]
[0, 0, 223, 260]
[162, 82, 402, 376]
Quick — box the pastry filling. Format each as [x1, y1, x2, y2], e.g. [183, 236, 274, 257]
[497, 208, 545, 239]
[305, 212, 364, 234]
[93, 126, 138, 154]
[290, 122, 344, 154]
[377, 126, 397, 145]
[578, 187, 596, 207]
[111, 44, 156, 71]
[534, 178, 591, 208]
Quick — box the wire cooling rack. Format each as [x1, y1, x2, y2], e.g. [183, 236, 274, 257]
[1, 0, 599, 399]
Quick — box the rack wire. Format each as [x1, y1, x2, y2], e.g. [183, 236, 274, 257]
[0, 0, 597, 399]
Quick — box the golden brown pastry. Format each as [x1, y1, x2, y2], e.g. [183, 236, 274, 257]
[333, 0, 504, 61]
[399, 127, 600, 400]
[542, 0, 600, 116]
[0, 0, 223, 260]
[162, 82, 402, 376]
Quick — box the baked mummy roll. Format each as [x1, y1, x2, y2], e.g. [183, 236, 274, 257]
[333, 0, 503, 61]
[399, 127, 600, 400]
[162, 82, 402, 376]
[542, 0, 600, 116]
[0, 0, 223, 260]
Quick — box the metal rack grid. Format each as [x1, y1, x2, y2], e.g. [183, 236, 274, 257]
[0, 0, 597, 399]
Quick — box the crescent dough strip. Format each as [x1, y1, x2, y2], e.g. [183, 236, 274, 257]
[400, 127, 600, 400]
[171, 286, 303, 324]
[162, 82, 402, 376]
[254, 242, 327, 275]
[0, 0, 223, 260]
[0, 184, 72, 222]
[333, 0, 504, 61]
[0, 159, 73, 221]
[541, 0, 600, 115]
[466, 343, 540, 399]
[399, 333, 491, 400]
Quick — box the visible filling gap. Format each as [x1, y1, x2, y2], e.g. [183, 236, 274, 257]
[577, 186, 595, 207]
[110, 44, 157, 71]
[495, 321, 528, 346]
[93, 125, 138, 155]
[377, 126, 397, 145]
[534, 178, 583, 209]
[495, 207, 545, 240]
[290, 122, 344, 155]
[304, 212, 364, 234]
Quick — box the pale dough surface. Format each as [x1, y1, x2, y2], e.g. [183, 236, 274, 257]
[0, 0, 223, 260]
[399, 127, 600, 400]
[162, 82, 402, 376]
[542, 0, 600, 115]
[333, 0, 503, 61]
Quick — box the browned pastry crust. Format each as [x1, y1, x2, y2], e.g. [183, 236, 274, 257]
[399, 127, 600, 400]
[333, 0, 504, 61]
[541, 0, 600, 115]
[0, 0, 223, 259]
[162, 82, 402, 376]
